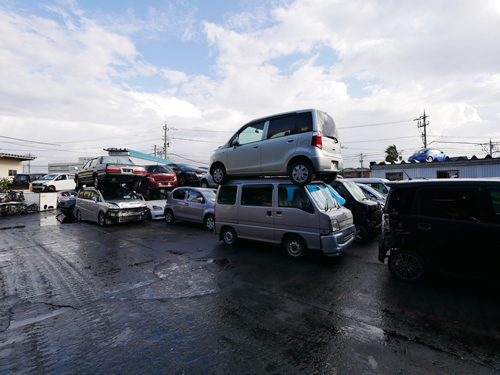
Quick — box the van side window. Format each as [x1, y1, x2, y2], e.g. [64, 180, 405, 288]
[173, 190, 186, 200]
[389, 187, 416, 215]
[486, 189, 500, 224]
[267, 115, 296, 139]
[417, 188, 482, 222]
[297, 112, 313, 133]
[241, 185, 273, 207]
[233, 122, 265, 146]
[278, 185, 313, 212]
[218, 186, 237, 205]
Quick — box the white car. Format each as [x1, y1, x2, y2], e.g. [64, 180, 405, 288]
[32, 173, 76, 192]
[144, 190, 169, 220]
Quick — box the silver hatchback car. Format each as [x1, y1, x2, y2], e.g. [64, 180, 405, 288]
[164, 187, 217, 230]
[209, 109, 343, 186]
[75, 186, 148, 226]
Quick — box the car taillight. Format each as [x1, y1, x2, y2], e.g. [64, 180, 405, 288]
[134, 168, 146, 174]
[146, 173, 154, 180]
[106, 166, 121, 172]
[312, 135, 322, 149]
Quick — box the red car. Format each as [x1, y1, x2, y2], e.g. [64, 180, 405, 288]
[144, 165, 178, 190]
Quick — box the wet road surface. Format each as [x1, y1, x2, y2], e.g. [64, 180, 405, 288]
[0, 211, 499, 374]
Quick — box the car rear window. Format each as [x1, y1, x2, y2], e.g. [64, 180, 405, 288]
[218, 186, 237, 205]
[101, 156, 134, 165]
[387, 187, 416, 215]
[316, 110, 338, 140]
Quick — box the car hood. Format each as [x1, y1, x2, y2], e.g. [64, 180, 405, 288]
[106, 198, 145, 208]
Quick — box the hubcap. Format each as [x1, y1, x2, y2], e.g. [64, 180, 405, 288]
[392, 254, 422, 280]
[224, 231, 234, 243]
[213, 169, 223, 183]
[287, 240, 302, 256]
[292, 165, 308, 183]
[206, 217, 214, 230]
[166, 212, 172, 222]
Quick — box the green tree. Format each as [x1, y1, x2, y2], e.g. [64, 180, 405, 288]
[385, 144, 402, 162]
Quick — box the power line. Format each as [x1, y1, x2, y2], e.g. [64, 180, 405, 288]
[338, 119, 414, 130]
[0, 135, 60, 146]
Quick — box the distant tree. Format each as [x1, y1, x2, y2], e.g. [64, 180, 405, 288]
[385, 144, 402, 162]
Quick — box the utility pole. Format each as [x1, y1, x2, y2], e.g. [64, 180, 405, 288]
[481, 138, 500, 156]
[162, 121, 177, 160]
[414, 110, 429, 148]
[359, 152, 364, 169]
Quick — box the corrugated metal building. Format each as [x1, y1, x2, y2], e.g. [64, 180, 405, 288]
[370, 155, 500, 180]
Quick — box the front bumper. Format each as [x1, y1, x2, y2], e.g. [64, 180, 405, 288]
[105, 208, 148, 224]
[32, 185, 49, 192]
[320, 225, 356, 257]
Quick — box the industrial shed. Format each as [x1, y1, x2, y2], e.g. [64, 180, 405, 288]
[370, 155, 500, 180]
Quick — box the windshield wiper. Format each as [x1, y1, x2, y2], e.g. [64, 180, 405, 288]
[325, 135, 339, 143]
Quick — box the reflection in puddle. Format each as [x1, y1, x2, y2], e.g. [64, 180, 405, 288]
[39, 213, 76, 226]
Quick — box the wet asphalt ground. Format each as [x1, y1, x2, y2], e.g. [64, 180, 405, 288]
[0, 211, 499, 374]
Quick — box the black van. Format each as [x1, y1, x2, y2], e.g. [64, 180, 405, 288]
[379, 178, 500, 283]
[330, 179, 382, 243]
[8, 173, 46, 190]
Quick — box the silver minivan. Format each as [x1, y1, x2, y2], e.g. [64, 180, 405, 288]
[75, 186, 148, 226]
[214, 179, 355, 259]
[209, 109, 343, 186]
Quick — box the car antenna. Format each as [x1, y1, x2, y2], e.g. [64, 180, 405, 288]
[402, 169, 412, 180]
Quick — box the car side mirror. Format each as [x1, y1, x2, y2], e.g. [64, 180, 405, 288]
[197, 197, 205, 204]
[232, 140, 240, 148]
[93, 197, 98, 202]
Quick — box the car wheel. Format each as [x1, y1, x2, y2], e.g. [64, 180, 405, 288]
[204, 214, 215, 231]
[93, 175, 100, 189]
[68, 205, 75, 217]
[388, 250, 428, 283]
[76, 209, 82, 222]
[426, 156, 433, 162]
[221, 226, 237, 246]
[211, 164, 228, 185]
[354, 224, 369, 244]
[48, 185, 56, 192]
[165, 209, 175, 225]
[98, 212, 106, 227]
[178, 175, 187, 186]
[201, 180, 209, 188]
[289, 159, 313, 186]
[319, 173, 338, 184]
[283, 235, 307, 259]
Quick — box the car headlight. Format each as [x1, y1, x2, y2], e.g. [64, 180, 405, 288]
[106, 202, 120, 208]
[330, 219, 340, 232]
[152, 205, 163, 211]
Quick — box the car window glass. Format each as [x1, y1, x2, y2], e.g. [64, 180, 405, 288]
[41, 174, 58, 180]
[101, 156, 134, 165]
[305, 184, 335, 211]
[69, 174, 75, 179]
[280, 185, 316, 212]
[297, 112, 313, 133]
[388, 187, 416, 215]
[90, 159, 98, 168]
[83, 190, 92, 200]
[101, 186, 138, 200]
[172, 189, 186, 200]
[83, 160, 93, 169]
[241, 185, 273, 207]
[343, 181, 367, 202]
[78, 190, 85, 198]
[218, 186, 237, 205]
[331, 184, 348, 200]
[234, 122, 265, 146]
[417, 188, 482, 222]
[486, 189, 500, 224]
[187, 190, 202, 202]
[202, 190, 217, 203]
[91, 191, 101, 202]
[316, 111, 338, 139]
[266, 115, 296, 139]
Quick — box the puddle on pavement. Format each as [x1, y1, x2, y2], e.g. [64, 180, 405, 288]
[39, 213, 76, 226]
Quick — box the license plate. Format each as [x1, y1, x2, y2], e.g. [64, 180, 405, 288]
[122, 168, 132, 173]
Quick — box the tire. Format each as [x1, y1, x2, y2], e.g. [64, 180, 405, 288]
[68, 205, 75, 217]
[48, 185, 56, 192]
[289, 159, 313, 186]
[76, 209, 83, 222]
[201, 180, 209, 188]
[283, 235, 307, 259]
[354, 224, 369, 244]
[204, 214, 215, 231]
[75, 177, 82, 190]
[211, 164, 228, 185]
[426, 156, 433, 162]
[93, 175, 100, 189]
[165, 209, 175, 225]
[319, 173, 338, 184]
[178, 175, 187, 187]
[98, 212, 106, 227]
[388, 250, 428, 283]
[221, 226, 237, 246]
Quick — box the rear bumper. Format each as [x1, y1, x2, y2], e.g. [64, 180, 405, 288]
[147, 180, 178, 189]
[320, 225, 355, 257]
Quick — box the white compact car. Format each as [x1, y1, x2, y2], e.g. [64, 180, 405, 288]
[209, 109, 343, 186]
[32, 173, 76, 192]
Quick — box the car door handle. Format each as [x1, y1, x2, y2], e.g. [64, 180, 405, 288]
[276, 211, 282, 217]
[253, 145, 259, 149]
[418, 223, 431, 230]
[267, 211, 272, 217]
[287, 139, 294, 143]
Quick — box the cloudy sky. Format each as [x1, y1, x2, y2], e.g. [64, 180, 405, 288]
[1, 0, 499, 171]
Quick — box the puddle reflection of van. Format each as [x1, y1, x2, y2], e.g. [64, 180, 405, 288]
[214, 179, 355, 259]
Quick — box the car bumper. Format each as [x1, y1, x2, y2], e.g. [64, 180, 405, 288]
[32, 185, 49, 192]
[320, 225, 355, 257]
[105, 208, 148, 224]
[147, 181, 178, 189]
[105, 173, 146, 184]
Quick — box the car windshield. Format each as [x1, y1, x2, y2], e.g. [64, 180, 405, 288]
[306, 184, 340, 211]
[149, 166, 173, 173]
[202, 190, 217, 203]
[101, 186, 140, 200]
[415, 149, 429, 155]
[101, 156, 134, 165]
[343, 180, 368, 201]
[316, 110, 338, 140]
[359, 184, 384, 199]
[40, 174, 58, 180]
